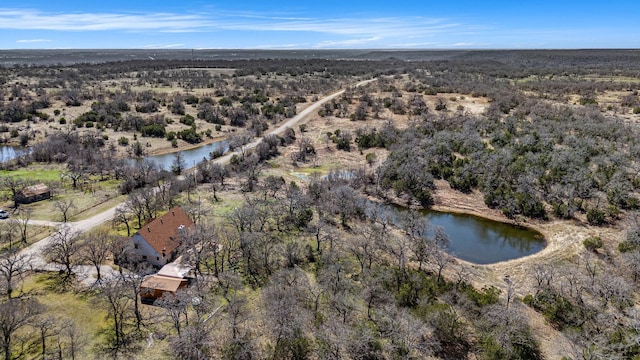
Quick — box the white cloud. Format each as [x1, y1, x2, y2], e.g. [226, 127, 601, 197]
[436, 42, 492, 48]
[16, 38, 52, 43]
[255, 43, 305, 49]
[219, 16, 469, 38]
[388, 42, 438, 48]
[142, 44, 184, 49]
[313, 37, 382, 48]
[0, 8, 212, 32]
[0, 8, 480, 39]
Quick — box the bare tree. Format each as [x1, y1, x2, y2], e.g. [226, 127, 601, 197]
[225, 293, 250, 342]
[62, 160, 88, 190]
[184, 197, 210, 226]
[0, 250, 31, 300]
[13, 208, 31, 245]
[0, 176, 26, 209]
[81, 230, 111, 284]
[113, 206, 132, 237]
[124, 192, 146, 229]
[56, 319, 84, 360]
[228, 132, 253, 161]
[349, 223, 381, 274]
[46, 226, 81, 280]
[529, 263, 556, 296]
[34, 315, 59, 360]
[119, 267, 153, 332]
[0, 298, 44, 360]
[157, 291, 191, 338]
[263, 269, 312, 359]
[208, 163, 228, 202]
[98, 278, 135, 354]
[431, 227, 452, 284]
[0, 221, 18, 251]
[400, 209, 431, 271]
[107, 236, 138, 274]
[179, 222, 218, 279]
[54, 199, 76, 223]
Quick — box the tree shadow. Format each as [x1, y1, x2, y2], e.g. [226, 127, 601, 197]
[35, 271, 77, 293]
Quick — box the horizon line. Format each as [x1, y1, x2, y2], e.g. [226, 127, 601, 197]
[2, 47, 640, 51]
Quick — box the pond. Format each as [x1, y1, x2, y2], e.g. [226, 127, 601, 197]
[0, 145, 29, 163]
[377, 203, 546, 264]
[133, 140, 229, 170]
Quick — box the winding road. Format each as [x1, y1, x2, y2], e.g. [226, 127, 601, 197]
[19, 78, 376, 283]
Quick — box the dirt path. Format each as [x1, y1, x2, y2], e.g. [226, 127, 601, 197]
[210, 78, 376, 166]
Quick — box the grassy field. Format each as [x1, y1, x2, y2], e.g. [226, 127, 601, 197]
[0, 224, 52, 252]
[19, 273, 108, 359]
[0, 167, 63, 182]
[18, 272, 175, 359]
[0, 167, 123, 222]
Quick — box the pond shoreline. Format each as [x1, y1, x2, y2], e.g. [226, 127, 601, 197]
[145, 135, 227, 157]
[367, 187, 546, 265]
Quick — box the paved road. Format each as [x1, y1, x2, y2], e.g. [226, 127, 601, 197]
[19, 78, 377, 285]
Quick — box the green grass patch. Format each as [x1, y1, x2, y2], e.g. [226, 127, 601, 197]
[0, 224, 52, 252]
[20, 273, 108, 357]
[210, 197, 244, 217]
[73, 193, 127, 220]
[0, 167, 62, 182]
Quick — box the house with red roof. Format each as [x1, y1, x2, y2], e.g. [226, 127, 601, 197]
[131, 206, 194, 268]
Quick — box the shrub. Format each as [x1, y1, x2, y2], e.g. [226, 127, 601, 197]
[118, 137, 129, 146]
[19, 133, 29, 146]
[524, 289, 585, 330]
[177, 127, 202, 144]
[185, 94, 199, 105]
[587, 208, 606, 225]
[140, 124, 166, 138]
[365, 153, 377, 166]
[618, 241, 637, 253]
[583, 236, 603, 251]
[633, 106, 640, 114]
[180, 114, 195, 126]
[579, 97, 598, 105]
[464, 285, 501, 307]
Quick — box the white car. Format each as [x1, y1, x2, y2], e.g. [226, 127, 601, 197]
[0, 210, 9, 219]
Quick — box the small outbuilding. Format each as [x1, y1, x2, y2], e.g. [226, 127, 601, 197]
[15, 183, 51, 204]
[140, 263, 192, 303]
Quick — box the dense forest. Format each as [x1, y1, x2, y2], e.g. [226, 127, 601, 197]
[0, 50, 639, 359]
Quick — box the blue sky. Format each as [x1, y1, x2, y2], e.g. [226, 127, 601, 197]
[1, 1, 638, 49]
